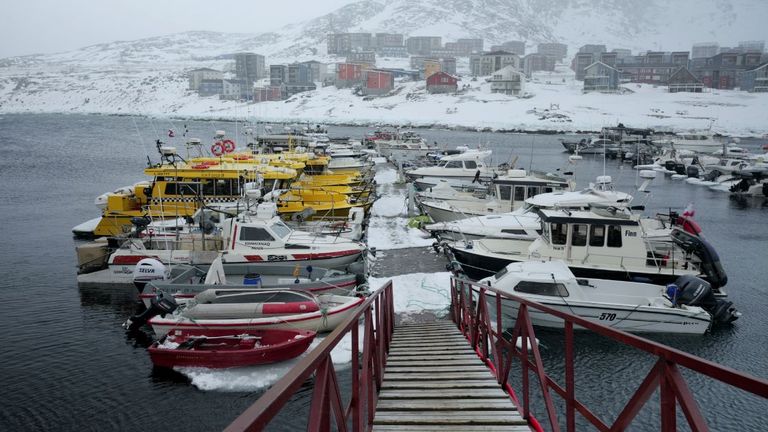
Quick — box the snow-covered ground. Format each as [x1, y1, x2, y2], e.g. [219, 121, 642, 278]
[1, 60, 767, 137]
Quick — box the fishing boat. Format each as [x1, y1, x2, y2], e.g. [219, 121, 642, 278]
[417, 169, 573, 222]
[476, 260, 738, 335]
[405, 150, 496, 190]
[448, 206, 728, 294]
[148, 328, 316, 369]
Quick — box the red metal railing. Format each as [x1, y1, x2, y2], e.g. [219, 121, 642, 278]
[450, 276, 768, 432]
[225, 281, 394, 432]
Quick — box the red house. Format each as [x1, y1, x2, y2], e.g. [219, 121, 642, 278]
[426, 71, 458, 94]
[362, 70, 394, 95]
[336, 63, 363, 88]
[253, 85, 284, 102]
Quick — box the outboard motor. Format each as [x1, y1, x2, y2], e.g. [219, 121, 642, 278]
[674, 163, 686, 175]
[663, 160, 677, 172]
[686, 165, 699, 178]
[132, 258, 167, 293]
[124, 291, 179, 332]
[669, 275, 740, 324]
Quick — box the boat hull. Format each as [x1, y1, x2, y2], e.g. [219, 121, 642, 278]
[148, 328, 316, 368]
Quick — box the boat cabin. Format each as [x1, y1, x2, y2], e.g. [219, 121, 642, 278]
[492, 170, 572, 212]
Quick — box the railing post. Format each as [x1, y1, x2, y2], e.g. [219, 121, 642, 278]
[660, 361, 677, 431]
[565, 321, 575, 432]
[520, 304, 530, 420]
[495, 291, 504, 385]
[351, 321, 360, 432]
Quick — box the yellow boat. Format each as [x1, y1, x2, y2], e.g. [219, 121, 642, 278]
[277, 189, 373, 221]
[87, 160, 297, 237]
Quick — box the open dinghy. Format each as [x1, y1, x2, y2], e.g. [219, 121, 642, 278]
[148, 328, 316, 369]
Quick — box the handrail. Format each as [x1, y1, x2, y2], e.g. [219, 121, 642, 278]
[225, 280, 394, 432]
[450, 275, 768, 432]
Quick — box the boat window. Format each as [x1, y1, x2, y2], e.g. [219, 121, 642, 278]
[551, 223, 567, 245]
[464, 161, 478, 169]
[514, 186, 525, 202]
[163, 182, 200, 196]
[607, 225, 622, 247]
[270, 221, 292, 239]
[527, 186, 539, 198]
[501, 229, 526, 235]
[544, 187, 554, 193]
[571, 224, 588, 246]
[444, 161, 462, 169]
[498, 185, 511, 201]
[590, 225, 605, 246]
[239, 227, 275, 241]
[514, 281, 569, 297]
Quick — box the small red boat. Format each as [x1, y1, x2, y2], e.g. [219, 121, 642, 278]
[148, 328, 316, 369]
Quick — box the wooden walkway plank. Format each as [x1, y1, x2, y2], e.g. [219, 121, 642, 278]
[374, 321, 532, 432]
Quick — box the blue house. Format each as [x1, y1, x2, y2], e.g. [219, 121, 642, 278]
[583, 61, 620, 92]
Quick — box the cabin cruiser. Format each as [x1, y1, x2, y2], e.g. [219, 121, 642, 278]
[425, 175, 635, 242]
[560, 137, 619, 155]
[375, 131, 438, 163]
[476, 260, 739, 335]
[416, 169, 574, 223]
[406, 150, 496, 190]
[652, 133, 725, 153]
[448, 206, 728, 295]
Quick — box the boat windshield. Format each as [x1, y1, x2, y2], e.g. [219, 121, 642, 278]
[270, 221, 292, 239]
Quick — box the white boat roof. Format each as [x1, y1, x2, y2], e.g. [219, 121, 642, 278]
[525, 188, 632, 207]
[500, 260, 575, 282]
[440, 150, 492, 161]
[538, 207, 637, 224]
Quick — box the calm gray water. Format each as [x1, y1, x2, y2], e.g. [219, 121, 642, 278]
[0, 114, 766, 431]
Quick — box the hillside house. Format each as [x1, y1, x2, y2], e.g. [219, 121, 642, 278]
[616, 51, 690, 84]
[426, 72, 458, 94]
[470, 51, 521, 76]
[188, 68, 222, 91]
[300, 60, 328, 82]
[234, 53, 266, 86]
[691, 52, 763, 89]
[362, 70, 394, 95]
[221, 79, 248, 100]
[336, 63, 364, 88]
[270, 65, 288, 86]
[253, 85, 284, 102]
[346, 51, 376, 67]
[667, 67, 704, 93]
[537, 43, 568, 61]
[523, 53, 556, 76]
[327, 33, 372, 55]
[741, 63, 768, 92]
[490, 41, 525, 56]
[406, 36, 442, 55]
[198, 79, 223, 97]
[490, 66, 526, 96]
[583, 61, 620, 92]
[424, 60, 441, 79]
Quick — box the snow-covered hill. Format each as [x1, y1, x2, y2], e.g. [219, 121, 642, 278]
[0, 0, 766, 135]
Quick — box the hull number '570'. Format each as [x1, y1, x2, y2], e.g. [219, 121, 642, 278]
[599, 312, 617, 321]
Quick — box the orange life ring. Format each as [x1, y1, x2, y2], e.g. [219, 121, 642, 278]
[211, 142, 225, 156]
[221, 139, 236, 153]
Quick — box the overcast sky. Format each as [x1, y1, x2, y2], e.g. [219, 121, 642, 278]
[0, 0, 355, 58]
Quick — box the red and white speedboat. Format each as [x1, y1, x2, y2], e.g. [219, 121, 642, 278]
[148, 328, 316, 369]
[147, 292, 364, 337]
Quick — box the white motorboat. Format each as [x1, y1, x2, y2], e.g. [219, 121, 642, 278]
[417, 169, 573, 223]
[425, 176, 634, 242]
[652, 133, 725, 153]
[375, 131, 438, 163]
[406, 150, 496, 190]
[145, 292, 364, 337]
[476, 260, 739, 335]
[448, 206, 728, 295]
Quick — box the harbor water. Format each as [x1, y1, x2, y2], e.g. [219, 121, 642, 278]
[1, 113, 766, 431]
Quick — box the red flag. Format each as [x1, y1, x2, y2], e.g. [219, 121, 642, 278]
[682, 203, 695, 218]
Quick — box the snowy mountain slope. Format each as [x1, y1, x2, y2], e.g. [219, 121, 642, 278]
[0, 0, 766, 135]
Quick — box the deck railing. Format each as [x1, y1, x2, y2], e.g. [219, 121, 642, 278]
[225, 281, 394, 432]
[450, 276, 768, 432]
